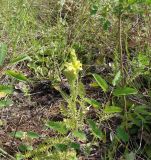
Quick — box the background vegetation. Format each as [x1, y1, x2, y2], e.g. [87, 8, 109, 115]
[0, 0, 151, 159]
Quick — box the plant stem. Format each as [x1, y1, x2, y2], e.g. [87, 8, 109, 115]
[118, 12, 128, 129]
[118, 14, 124, 86]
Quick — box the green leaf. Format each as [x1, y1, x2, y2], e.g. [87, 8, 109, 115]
[15, 153, 24, 160]
[10, 131, 26, 139]
[134, 105, 148, 114]
[10, 54, 31, 64]
[103, 20, 111, 31]
[0, 85, 13, 94]
[87, 119, 103, 139]
[27, 131, 40, 139]
[18, 144, 33, 152]
[104, 106, 122, 114]
[85, 98, 101, 109]
[113, 87, 138, 96]
[146, 0, 151, 5]
[116, 127, 129, 143]
[69, 142, 80, 150]
[55, 144, 68, 152]
[112, 71, 121, 86]
[0, 43, 7, 66]
[73, 130, 87, 141]
[6, 70, 27, 82]
[46, 121, 68, 134]
[93, 74, 108, 92]
[128, 0, 136, 4]
[90, 5, 99, 15]
[0, 99, 13, 108]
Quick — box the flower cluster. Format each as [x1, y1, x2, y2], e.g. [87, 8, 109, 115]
[64, 49, 82, 78]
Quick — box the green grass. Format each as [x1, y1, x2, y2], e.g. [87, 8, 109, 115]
[0, 0, 151, 159]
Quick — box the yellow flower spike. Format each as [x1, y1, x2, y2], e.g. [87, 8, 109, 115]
[70, 49, 76, 57]
[70, 49, 77, 60]
[73, 60, 82, 71]
[64, 49, 82, 82]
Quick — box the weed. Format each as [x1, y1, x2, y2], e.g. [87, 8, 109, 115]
[0, 0, 151, 159]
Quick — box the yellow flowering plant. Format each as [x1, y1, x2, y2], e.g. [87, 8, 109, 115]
[61, 49, 87, 130]
[64, 49, 82, 83]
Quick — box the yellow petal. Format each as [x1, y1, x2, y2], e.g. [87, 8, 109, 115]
[0, 92, 7, 99]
